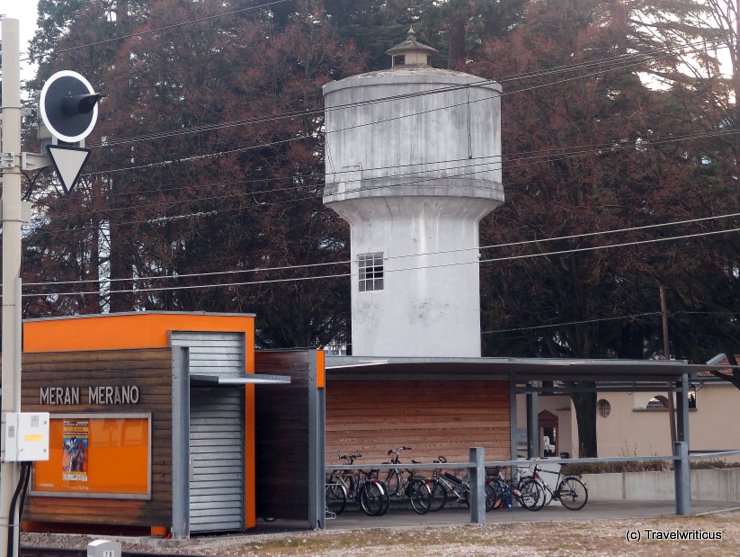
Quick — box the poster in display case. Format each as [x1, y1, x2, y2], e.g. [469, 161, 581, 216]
[32, 413, 151, 500]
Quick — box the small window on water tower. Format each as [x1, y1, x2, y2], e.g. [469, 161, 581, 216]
[358, 252, 384, 292]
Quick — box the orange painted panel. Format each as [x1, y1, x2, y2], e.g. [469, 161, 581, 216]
[32, 415, 150, 498]
[316, 350, 325, 389]
[24, 313, 255, 355]
[245, 384, 256, 528]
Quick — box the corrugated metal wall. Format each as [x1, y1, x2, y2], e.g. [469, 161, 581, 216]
[188, 387, 244, 532]
[171, 332, 245, 533]
[171, 331, 245, 377]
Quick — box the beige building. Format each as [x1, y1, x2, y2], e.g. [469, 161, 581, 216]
[517, 357, 740, 460]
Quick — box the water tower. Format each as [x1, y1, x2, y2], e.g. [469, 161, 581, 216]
[323, 29, 503, 357]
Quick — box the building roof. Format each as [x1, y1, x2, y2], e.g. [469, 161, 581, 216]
[384, 27, 438, 57]
[696, 353, 739, 380]
[24, 311, 256, 321]
[325, 355, 724, 383]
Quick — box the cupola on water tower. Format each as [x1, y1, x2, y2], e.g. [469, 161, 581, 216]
[323, 29, 504, 358]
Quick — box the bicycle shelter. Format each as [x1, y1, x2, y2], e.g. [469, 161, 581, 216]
[323, 355, 720, 519]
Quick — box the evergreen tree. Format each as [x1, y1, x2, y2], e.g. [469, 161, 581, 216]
[23, 0, 359, 348]
[474, 0, 737, 455]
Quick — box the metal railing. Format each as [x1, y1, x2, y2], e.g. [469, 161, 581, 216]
[325, 446, 740, 524]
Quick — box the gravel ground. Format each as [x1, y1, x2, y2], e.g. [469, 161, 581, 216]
[21, 511, 740, 556]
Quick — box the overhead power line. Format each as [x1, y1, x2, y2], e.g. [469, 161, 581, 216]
[22, 211, 740, 289]
[482, 312, 664, 335]
[22, 226, 740, 298]
[482, 311, 739, 336]
[24, 0, 294, 63]
[86, 40, 729, 177]
[82, 37, 726, 150]
[31, 127, 739, 229]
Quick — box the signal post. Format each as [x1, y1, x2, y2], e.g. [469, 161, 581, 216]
[1, 18, 101, 556]
[1, 18, 25, 557]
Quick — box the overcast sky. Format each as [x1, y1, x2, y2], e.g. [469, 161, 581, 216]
[2, 1, 40, 83]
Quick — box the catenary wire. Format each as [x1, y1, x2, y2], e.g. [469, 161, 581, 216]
[481, 312, 664, 335]
[21, 0, 294, 63]
[85, 49, 718, 177]
[22, 226, 740, 297]
[21, 210, 740, 288]
[81, 37, 726, 150]
[481, 311, 739, 336]
[30, 127, 740, 225]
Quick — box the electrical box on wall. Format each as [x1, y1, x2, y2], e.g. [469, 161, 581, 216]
[3, 412, 50, 462]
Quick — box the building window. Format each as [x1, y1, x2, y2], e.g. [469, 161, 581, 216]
[688, 386, 697, 409]
[393, 55, 405, 66]
[358, 252, 384, 292]
[597, 399, 611, 418]
[647, 395, 670, 409]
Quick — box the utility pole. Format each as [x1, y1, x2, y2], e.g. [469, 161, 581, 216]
[0, 22, 88, 557]
[1, 17, 24, 557]
[660, 285, 677, 445]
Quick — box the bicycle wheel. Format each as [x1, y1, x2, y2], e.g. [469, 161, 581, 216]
[377, 480, 391, 516]
[518, 478, 545, 511]
[384, 468, 402, 497]
[329, 471, 353, 500]
[325, 482, 347, 515]
[427, 479, 448, 511]
[461, 481, 493, 510]
[359, 481, 386, 516]
[487, 479, 505, 510]
[407, 479, 432, 515]
[484, 482, 496, 512]
[557, 477, 588, 510]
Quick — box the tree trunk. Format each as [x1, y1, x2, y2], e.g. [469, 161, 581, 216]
[570, 386, 597, 457]
[447, 17, 465, 70]
[108, 177, 135, 312]
[730, 0, 740, 176]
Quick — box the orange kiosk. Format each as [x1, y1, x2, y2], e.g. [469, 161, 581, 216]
[21, 312, 290, 537]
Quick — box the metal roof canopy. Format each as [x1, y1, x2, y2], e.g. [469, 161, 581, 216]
[190, 373, 291, 386]
[325, 356, 718, 386]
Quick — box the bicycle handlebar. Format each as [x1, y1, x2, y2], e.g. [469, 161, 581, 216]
[337, 450, 362, 463]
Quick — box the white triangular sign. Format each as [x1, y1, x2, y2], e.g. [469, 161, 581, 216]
[47, 145, 91, 193]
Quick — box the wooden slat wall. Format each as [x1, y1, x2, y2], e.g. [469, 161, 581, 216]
[254, 351, 310, 521]
[20, 348, 173, 528]
[326, 380, 510, 466]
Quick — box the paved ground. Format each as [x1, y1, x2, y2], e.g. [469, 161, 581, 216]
[21, 500, 740, 556]
[248, 499, 740, 533]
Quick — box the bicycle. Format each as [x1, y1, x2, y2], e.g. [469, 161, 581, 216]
[526, 463, 589, 511]
[425, 457, 450, 511]
[427, 456, 496, 512]
[383, 446, 433, 514]
[325, 480, 347, 517]
[328, 451, 391, 516]
[486, 466, 543, 511]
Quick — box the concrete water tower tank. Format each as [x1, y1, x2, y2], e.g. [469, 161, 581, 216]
[323, 29, 504, 357]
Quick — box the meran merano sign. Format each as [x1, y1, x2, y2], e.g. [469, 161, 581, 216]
[39, 386, 141, 406]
